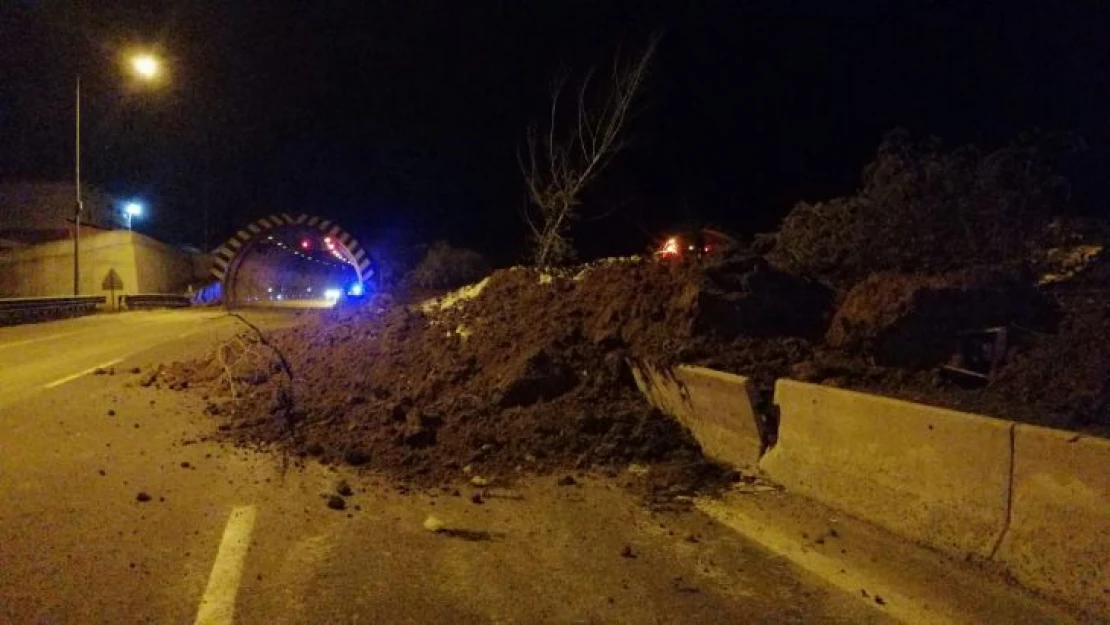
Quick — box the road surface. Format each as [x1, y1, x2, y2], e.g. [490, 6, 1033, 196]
[0, 311, 1082, 624]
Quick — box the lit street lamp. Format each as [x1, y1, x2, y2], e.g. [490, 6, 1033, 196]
[124, 202, 144, 230]
[73, 51, 164, 294]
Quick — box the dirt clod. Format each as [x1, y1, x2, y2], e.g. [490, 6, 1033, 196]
[336, 480, 353, 497]
[557, 475, 578, 487]
[326, 495, 347, 510]
[136, 492, 151, 503]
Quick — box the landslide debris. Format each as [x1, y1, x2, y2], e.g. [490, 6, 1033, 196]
[155, 243, 1109, 496]
[168, 256, 826, 492]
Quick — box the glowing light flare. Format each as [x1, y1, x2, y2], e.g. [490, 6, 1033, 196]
[130, 54, 162, 80]
[658, 236, 680, 258]
[324, 288, 342, 301]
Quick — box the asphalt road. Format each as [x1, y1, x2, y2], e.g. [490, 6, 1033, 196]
[0, 311, 1080, 624]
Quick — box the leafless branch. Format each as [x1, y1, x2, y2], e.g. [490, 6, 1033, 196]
[518, 36, 659, 266]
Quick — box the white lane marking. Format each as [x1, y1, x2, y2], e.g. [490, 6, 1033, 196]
[195, 505, 258, 625]
[0, 330, 84, 352]
[42, 358, 124, 389]
[696, 498, 944, 625]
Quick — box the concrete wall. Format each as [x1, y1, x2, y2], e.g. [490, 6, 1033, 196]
[634, 366, 1110, 613]
[0, 230, 197, 299]
[131, 234, 198, 293]
[631, 363, 765, 469]
[759, 379, 1013, 559]
[995, 425, 1110, 613]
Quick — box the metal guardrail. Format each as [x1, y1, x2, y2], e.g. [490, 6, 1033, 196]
[120, 293, 192, 310]
[0, 295, 106, 326]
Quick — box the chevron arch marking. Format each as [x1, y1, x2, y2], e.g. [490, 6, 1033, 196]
[210, 213, 372, 284]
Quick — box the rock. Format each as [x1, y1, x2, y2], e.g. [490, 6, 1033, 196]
[136, 492, 152, 503]
[336, 480, 354, 497]
[423, 515, 446, 532]
[470, 492, 484, 504]
[180, 461, 191, 469]
[620, 545, 636, 559]
[402, 411, 441, 448]
[343, 448, 371, 466]
[139, 371, 158, 387]
[557, 475, 577, 487]
[107, 410, 116, 417]
[497, 348, 577, 407]
[326, 495, 347, 510]
[696, 254, 834, 339]
[305, 442, 325, 456]
[130, 367, 141, 374]
[827, 268, 1050, 368]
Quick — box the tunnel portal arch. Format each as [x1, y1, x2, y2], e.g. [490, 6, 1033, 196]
[210, 213, 373, 303]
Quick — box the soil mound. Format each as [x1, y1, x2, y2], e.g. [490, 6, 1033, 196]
[169, 258, 816, 492]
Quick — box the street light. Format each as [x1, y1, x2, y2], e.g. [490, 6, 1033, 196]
[124, 202, 144, 230]
[130, 54, 162, 80]
[73, 51, 165, 294]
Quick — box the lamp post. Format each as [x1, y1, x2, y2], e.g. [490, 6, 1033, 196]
[124, 202, 144, 230]
[73, 52, 164, 295]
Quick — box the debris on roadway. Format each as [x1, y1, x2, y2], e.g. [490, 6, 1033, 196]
[150, 246, 1110, 499]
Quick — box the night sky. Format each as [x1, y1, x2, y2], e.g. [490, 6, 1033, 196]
[2, 1, 1107, 263]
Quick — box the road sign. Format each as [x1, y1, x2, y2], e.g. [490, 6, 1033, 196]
[102, 269, 124, 310]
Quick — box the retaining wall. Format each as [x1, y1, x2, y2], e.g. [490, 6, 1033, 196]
[0, 230, 198, 299]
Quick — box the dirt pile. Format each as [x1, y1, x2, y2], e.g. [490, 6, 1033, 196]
[826, 267, 1052, 368]
[165, 257, 824, 492]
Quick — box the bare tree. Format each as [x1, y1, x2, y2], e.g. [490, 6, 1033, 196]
[519, 39, 658, 266]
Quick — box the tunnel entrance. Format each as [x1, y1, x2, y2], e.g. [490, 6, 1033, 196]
[210, 213, 373, 307]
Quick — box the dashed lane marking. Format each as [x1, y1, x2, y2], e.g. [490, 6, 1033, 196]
[195, 505, 258, 625]
[42, 358, 124, 389]
[0, 330, 84, 352]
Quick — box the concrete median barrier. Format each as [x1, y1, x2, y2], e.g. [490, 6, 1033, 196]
[994, 425, 1110, 614]
[759, 379, 1012, 559]
[631, 363, 765, 468]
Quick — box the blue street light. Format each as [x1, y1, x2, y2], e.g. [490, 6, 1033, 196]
[124, 201, 143, 230]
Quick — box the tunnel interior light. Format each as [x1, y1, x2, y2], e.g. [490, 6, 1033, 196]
[324, 288, 342, 301]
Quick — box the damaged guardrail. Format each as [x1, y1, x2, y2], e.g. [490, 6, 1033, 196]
[0, 295, 106, 326]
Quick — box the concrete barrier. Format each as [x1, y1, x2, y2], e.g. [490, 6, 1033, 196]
[759, 379, 1012, 559]
[631, 363, 765, 468]
[994, 425, 1110, 614]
